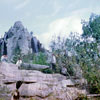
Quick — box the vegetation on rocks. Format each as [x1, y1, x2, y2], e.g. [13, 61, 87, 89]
[32, 52, 49, 65]
[12, 44, 21, 64]
[50, 14, 100, 94]
[12, 49, 49, 65]
[0, 99, 4, 100]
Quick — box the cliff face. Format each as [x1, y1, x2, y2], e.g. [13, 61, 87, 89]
[0, 21, 44, 61]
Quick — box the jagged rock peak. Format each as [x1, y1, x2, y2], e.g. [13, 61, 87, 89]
[0, 21, 44, 61]
[13, 21, 24, 30]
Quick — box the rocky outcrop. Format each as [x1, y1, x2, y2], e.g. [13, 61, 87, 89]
[31, 37, 43, 53]
[20, 63, 50, 70]
[0, 62, 87, 100]
[0, 21, 44, 61]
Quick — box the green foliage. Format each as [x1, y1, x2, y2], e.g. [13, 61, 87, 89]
[50, 34, 79, 75]
[21, 52, 50, 69]
[82, 13, 100, 42]
[32, 52, 49, 65]
[75, 37, 100, 94]
[12, 44, 21, 64]
[22, 52, 34, 63]
[41, 68, 53, 74]
[0, 99, 5, 100]
[50, 36, 66, 73]
[74, 33, 100, 93]
[50, 17, 100, 93]
[76, 94, 88, 100]
[21, 52, 52, 73]
[21, 52, 49, 66]
[81, 64, 100, 94]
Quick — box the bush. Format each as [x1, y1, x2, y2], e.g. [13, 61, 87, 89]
[50, 31, 100, 94]
[0, 99, 5, 100]
[75, 94, 88, 100]
[22, 52, 34, 63]
[82, 65, 100, 94]
[41, 68, 53, 74]
[32, 52, 49, 65]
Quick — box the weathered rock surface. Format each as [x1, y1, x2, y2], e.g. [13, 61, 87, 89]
[20, 63, 50, 70]
[0, 21, 44, 61]
[0, 62, 87, 100]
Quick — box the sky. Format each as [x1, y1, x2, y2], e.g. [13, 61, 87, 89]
[0, 0, 100, 49]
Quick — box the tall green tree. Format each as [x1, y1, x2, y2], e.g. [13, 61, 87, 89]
[82, 13, 100, 42]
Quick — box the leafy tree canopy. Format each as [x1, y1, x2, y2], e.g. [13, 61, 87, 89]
[82, 13, 100, 42]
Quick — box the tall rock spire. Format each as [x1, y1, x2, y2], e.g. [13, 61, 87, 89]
[0, 21, 44, 61]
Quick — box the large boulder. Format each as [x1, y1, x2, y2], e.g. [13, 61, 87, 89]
[0, 62, 87, 100]
[20, 63, 50, 70]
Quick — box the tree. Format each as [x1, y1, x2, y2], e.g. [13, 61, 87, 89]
[82, 13, 100, 42]
[50, 14, 100, 94]
[50, 33, 81, 75]
[50, 28, 100, 93]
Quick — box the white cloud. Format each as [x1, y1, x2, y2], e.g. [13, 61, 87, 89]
[15, 0, 30, 10]
[35, 16, 82, 50]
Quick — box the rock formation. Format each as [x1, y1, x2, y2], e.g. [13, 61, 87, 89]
[0, 21, 44, 61]
[20, 63, 50, 70]
[0, 62, 87, 100]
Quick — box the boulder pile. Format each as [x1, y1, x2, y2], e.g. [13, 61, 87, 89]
[0, 62, 87, 100]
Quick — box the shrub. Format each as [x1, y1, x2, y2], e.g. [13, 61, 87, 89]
[0, 99, 5, 100]
[22, 52, 34, 63]
[82, 65, 100, 94]
[50, 31, 100, 94]
[41, 68, 53, 74]
[75, 94, 88, 100]
[32, 52, 49, 65]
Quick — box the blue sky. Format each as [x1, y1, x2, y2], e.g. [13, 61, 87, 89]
[0, 0, 100, 49]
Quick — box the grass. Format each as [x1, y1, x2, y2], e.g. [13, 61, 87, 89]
[0, 98, 4, 100]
